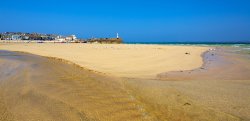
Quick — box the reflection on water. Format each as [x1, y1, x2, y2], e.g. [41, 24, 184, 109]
[0, 51, 151, 121]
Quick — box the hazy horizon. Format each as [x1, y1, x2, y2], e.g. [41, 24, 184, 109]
[1, 0, 250, 43]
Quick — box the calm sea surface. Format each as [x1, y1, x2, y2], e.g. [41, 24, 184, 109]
[125, 42, 250, 53]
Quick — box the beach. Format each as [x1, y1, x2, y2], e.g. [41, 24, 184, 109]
[1, 43, 250, 121]
[0, 43, 208, 78]
[0, 51, 150, 121]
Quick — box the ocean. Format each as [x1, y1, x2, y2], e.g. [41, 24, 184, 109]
[125, 42, 250, 52]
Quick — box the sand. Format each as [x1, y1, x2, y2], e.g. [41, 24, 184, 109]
[158, 47, 250, 80]
[1, 44, 250, 121]
[0, 43, 208, 78]
[0, 50, 241, 121]
[0, 51, 150, 121]
[149, 47, 250, 120]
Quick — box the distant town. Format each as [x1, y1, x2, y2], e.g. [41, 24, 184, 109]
[0, 32, 123, 44]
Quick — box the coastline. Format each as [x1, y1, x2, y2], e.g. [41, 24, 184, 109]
[15, 50, 108, 76]
[122, 46, 250, 121]
[158, 47, 250, 81]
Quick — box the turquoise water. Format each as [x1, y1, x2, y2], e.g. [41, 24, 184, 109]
[125, 42, 250, 54]
[125, 42, 250, 46]
[125, 42, 250, 47]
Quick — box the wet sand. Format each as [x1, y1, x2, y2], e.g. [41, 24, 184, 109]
[0, 50, 241, 121]
[0, 51, 151, 121]
[153, 47, 250, 120]
[158, 47, 250, 80]
[1, 45, 250, 121]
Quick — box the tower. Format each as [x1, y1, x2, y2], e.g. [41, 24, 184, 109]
[116, 33, 119, 39]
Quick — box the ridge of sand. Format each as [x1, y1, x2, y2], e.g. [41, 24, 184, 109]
[0, 43, 208, 78]
[0, 50, 241, 121]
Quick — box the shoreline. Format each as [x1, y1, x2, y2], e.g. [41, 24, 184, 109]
[15, 50, 109, 76]
[122, 47, 250, 120]
[157, 47, 250, 81]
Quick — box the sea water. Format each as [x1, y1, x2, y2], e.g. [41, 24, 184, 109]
[125, 42, 250, 53]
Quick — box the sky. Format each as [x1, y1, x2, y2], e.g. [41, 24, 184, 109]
[1, 0, 250, 42]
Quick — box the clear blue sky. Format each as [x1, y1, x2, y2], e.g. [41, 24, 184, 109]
[1, 0, 250, 42]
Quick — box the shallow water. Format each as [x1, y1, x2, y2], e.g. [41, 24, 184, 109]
[154, 47, 250, 120]
[0, 51, 151, 121]
[158, 47, 250, 81]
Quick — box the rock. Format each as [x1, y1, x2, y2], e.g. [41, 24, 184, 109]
[184, 103, 191, 106]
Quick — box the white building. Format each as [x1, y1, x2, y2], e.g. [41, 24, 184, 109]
[66, 35, 77, 41]
[11, 35, 22, 40]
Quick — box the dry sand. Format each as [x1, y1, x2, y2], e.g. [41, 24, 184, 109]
[0, 43, 208, 78]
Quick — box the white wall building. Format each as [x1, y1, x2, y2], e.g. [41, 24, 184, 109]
[11, 35, 22, 40]
[66, 35, 77, 41]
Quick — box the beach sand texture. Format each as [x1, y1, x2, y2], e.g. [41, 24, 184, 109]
[0, 50, 240, 121]
[0, 52, 150, 121]
[1, 44, 250, 121]
[0, 43, 208, 78]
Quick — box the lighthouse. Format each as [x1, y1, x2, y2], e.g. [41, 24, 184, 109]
[116, 33, 119, 39]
